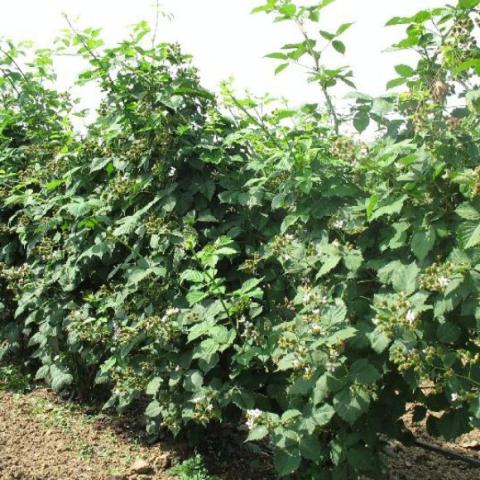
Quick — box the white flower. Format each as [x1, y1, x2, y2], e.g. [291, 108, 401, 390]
[451, 392, 459, 402]
[285, 234, 295, 241]
[438, 276, 450, 288]
[303, 291, 312, 303]
[312, 308, 320, 315]
[334, 220, 345, 229]
[310, 323, 323, 334]
[247, 409, 262, 419]
[320, 296, 328, 305]
[168, 166, 176, 177]
[332, 239, 340, 247]
[326, 362, 336, 373]
[166, 307, 179, 316]
[245, 408, 262, 430]
[406, 309, 416, 324]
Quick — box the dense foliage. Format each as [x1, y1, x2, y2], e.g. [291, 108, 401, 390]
[2, 1, 480, 478]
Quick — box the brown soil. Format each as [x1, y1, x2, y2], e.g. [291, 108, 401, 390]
[0, 389, 176, 480]
[1, 388, 480, 480]
[387, 408, 480, 480]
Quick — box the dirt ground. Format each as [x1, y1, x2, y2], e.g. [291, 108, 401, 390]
[0, 389, 176, 480]
[1, 388, 480, 480]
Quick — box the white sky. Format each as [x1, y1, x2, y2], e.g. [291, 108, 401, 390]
[1, 0, 441, 110]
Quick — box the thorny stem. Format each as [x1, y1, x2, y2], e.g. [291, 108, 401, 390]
[62, 14, 135, 128]
[151, 0, 160, 48]
[295, 19, 340, 135]
[227, 93, 295, 155]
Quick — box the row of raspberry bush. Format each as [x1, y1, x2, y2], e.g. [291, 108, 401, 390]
[1, 1, 480, 478]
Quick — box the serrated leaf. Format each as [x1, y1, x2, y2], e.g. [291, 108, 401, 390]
[392, 262, 419, 294]
[145, 400, 161, 418]
[332, 40, 346, 54]
[370, 195, 407, 220]
[466, 225, 480, 249]
[186, 290, 208, 305]
[317, 255, 341, 277]
[50, 365, 73, 392]
[394, 64, 415, 77]
[350, 359, 380, 385]
[353, 111, 369, 133]
[411, 226, 435, 261]
[300, 435, 323, 461]
[386, 77, 407, 90]
[274, 448, 301, 477]
[456, 202, 480, 221]
[333, 387, 370, 424]
[146, 377, 162, 395]
[313, 403, 335, 426]
[247, 425, 269, 441]
[275, 63, 289, 75]
[336, 22, 354, 36]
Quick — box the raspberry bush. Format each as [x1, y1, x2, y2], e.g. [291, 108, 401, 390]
[1, 1, 480, 478]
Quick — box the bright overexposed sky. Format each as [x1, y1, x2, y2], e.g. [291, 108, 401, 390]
[0, 0, 441, 111]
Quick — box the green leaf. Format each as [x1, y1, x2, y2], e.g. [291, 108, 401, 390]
[455, 59, 480, 76]
[313, 374, 345, 405]
[332, 40, 346, 54]
[279, 4, 296, 16]
[146, 377, 162, 395]
[437, 322, 461, 344]
[274, 448, 301, 477]
[370, 195, 407, 220]
[465, 225, 480, 249]
[145, 400, 161, 418]
[275, 63, 289, 75]
[90, 157, 112, 172]
[50, 365, 73, 392]
[300, 435, 323, 461]
[193, 338, 219, 362]
[186, 290, 208, 305]
[265, 52, 288, 60]
[435, 409, 470, 441]
[317, 255, 341, 277]
[456, 202, 480, 221]
[411, 226, 435, 261]
[392, 262, 419, 295]
[333, 387, 370, 424]
[188, 320, 216, 342]
[353, 112, 369, 133]
[180, 270, 205, 283]
[184, 370, 203, 391]
[368, 328, 391, 354]
[350, 360, 380, 385]
[386, 77, 407, 90]
[457, 0, 480, 9]
[247, 425, 269, 441]
[394, 64, 415, 77]
[336, 22, 354, 36]
[313, 403, 335, 426]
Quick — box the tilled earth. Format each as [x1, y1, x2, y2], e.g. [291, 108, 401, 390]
[1, 388, 480, 480]
[0, 389, 175, 480]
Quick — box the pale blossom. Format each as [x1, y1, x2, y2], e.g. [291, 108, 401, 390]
[438, 276, 450, 288]
[406, 310, 416, 324]
[245, 408, 262, 430]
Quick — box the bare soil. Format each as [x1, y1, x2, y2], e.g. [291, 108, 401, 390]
[1, 388, 480, 480]
[0, 389, 175, 480]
